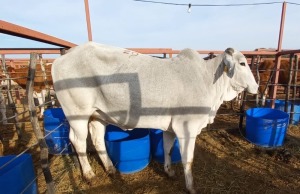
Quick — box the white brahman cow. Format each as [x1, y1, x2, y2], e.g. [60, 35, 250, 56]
[52, 42, 258, 194]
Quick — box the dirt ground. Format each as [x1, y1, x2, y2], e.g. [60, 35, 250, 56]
[1, 98, 300, 194]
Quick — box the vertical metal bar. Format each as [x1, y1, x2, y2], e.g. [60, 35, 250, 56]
[291, 55, 299, 124]
[84, 0, 93, 41]
[250, 55, 256, 73]
[270, 56, 281, 108]
[26, 53, 55, 194]
[270, 2, 287, 108]
[277, 2, 287, 52]
[285, 54, 294, 120]
[239, 91, 247, 130]
[39, 54, 52, 109]
[60, 48, 66, 55]
[255, 56, 262, 106]
[1, 54, 22, 138]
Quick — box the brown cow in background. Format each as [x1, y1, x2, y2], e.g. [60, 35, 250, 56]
[258, 59, 300, 105]
[6, 64, 54, 117]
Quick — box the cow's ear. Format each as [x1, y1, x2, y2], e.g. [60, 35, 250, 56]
[223, 48, 235, 74]
[225, 48, 234, 56]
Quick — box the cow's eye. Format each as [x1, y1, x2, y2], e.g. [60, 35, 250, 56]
[240, 62, 245, 66]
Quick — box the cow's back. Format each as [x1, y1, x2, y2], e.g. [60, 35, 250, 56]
[52, 42, 215, 128]
[52, 42, 211, 106]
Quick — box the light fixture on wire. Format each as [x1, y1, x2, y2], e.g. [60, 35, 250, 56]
[187, 3, 191, 13]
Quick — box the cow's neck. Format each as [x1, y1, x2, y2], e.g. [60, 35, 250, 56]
[206, 55, 236, 102]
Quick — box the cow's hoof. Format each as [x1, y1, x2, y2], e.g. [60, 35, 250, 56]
[166, 169, 175, 178]
[107, 166, 116, 174]
[187, 188, 197, 194]
[85, 176, 98, 186]
[83, 170, 96, 184]
[186, 187, 197, 194]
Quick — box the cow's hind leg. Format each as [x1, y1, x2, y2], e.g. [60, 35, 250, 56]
[68, 118, 96, 183]
[89, 119, 116, 174]
[163, 131, 176, 177]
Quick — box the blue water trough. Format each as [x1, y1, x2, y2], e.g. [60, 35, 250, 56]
[44, 108, 73, 155]
[246, 108, 289, 147]
[105, 125, 151, 174]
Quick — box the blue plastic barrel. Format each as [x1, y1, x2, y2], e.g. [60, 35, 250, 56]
[0, 154, 37, 194]
[265, 99, 300, 125]
[44, 108, 73, 155]
[105, 125, 150, 174]
[149, 129, 181, 163]
[246, 108, 289, 147]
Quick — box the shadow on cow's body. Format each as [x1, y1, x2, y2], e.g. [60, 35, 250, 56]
[52, 42, 258, 194]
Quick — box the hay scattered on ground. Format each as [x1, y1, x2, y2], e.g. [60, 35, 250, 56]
[1, 104, 300, 194]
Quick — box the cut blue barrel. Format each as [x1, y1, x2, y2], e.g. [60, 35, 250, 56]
[44, 108, 73, 155]
[0, 154, 37, 194]
[105, 125, 150, 174]
[265, 99, 300, 125]
[149, 129, 181, 163]
[246, 108, 289, 147]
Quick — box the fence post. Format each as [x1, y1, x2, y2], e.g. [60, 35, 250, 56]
[26, 52, 55, 194]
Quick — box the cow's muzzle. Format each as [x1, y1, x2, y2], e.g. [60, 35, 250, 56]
[246, 84, 259, 94]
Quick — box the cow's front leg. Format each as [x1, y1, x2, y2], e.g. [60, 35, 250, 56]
[173, 119, 198, 194]
[163, 130, 176, 177]
[68, 119, 96, 183]
[177, 136, 197, 194]
[89, 120, 116, 174]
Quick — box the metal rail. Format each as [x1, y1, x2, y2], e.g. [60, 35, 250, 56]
[0, 20, 76, 48]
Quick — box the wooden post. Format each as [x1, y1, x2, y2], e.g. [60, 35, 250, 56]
[26, 53, 55, 194]
[1, 54, 22, 138]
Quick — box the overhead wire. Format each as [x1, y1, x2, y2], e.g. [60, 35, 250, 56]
[133, 0, 300, 6]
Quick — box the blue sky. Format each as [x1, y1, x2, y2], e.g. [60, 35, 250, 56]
[1, 0, 299, 52]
